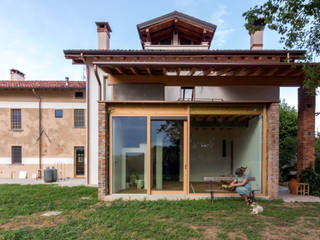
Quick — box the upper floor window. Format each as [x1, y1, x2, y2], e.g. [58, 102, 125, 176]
[75, 91, 84, 99]
[74, 109, 85, 128]
[11, 109, 21, 129]
[180, 87, 194, 101]
[11, 146, 22, 164]
[55, 110, 63, 118]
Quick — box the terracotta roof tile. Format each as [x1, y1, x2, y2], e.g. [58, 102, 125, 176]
[0, 80, 86, 89]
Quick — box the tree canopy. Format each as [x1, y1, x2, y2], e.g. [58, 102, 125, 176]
[243, 0, 320, 93]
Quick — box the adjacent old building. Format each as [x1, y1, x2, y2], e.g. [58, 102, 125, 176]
[64, 11, 316, 200]
[0, 69, 86, 179]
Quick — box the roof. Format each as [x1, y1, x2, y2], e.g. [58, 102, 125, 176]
[64, 49, 306, 56]
[137, 11, 217, 31]
[0, 80, 86, 89]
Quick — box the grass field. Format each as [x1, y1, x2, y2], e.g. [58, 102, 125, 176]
[0, 184, 319, 240]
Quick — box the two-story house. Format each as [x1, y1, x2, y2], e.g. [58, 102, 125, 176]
[64, 11, 316, 200]
[0, 69, 86, 180]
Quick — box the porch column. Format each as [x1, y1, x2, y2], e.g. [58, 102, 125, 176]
[98, 102, 108, 200]
[297, 87, 315, 176]
[267, 103, 279, 199]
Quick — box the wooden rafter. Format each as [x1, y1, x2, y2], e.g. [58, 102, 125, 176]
[130, 67, 137, 75]
[162, 67, 167, 75]
[190, 67, 197, 76]
[265, 68, 279, 76]
[146, 67, 152, 75]
[278, 67, 296, 76]
[115, 67, 124, 74]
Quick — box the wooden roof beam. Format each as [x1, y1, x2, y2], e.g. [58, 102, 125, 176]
[130, 67, 138, 75]
[265, 68, 279, 76]
[146, 67, 152, 75]
[190, 67, 197, 76]
[278, 67, 296, 76]
[115, 67, 124, 74]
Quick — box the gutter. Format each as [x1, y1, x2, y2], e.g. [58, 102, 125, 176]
[32, 89, 42, 179]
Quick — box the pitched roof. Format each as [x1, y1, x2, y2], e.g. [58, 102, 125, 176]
[137, 11, 217, 31]
[0, 80, 86, 89]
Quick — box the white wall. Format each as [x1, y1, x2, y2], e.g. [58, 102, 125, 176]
[87, 64, 110, 185]
[164, 86, 279, 101]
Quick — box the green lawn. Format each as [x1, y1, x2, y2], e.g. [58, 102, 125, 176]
[0, 185, 319, 240]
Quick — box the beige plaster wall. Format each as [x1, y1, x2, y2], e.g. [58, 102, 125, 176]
[0, 89, 86, 179]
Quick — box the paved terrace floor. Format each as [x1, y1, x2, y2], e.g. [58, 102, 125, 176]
[0, 179, 319, 202]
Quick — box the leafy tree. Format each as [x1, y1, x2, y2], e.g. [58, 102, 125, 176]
[279, 101, 298, 181]
[243, 0, 320, 93]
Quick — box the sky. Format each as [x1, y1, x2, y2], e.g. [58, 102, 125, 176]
[0, 0, 319, 129]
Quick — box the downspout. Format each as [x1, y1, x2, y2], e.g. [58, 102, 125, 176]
[32, 89, 42, 179]
[94, 64, 102, 101]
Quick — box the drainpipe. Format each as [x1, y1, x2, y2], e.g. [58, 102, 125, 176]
[32, 89, 42, 179]
[94, 64, 102, 101]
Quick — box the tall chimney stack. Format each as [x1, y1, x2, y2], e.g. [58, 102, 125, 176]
[95, 22, 112, 50]
[10, 69, 25, 81]
[249, 18, 265, 50]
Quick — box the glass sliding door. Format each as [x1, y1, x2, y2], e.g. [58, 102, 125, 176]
[151, 118, 185, 191]
[112, 117, 147, 194]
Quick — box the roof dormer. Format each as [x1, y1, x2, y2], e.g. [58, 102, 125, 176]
[137, 11, 216, 50]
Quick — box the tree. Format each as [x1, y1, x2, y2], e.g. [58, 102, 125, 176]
[243, 0, 320, 93]
[279, 101, 298, 181]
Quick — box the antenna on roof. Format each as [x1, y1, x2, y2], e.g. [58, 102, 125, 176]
[65, 77, 69, 86]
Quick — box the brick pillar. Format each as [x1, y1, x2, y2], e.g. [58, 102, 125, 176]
[98, 102, 107, 200]
[297, 87, 315, 175]
[267, 103, 280, 199]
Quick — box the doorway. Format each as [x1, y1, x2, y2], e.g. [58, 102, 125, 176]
[75, 147, 85, 177]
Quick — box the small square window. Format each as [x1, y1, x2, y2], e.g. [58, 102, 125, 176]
[180, 87, 194, 101]
[55, 110, 63, 118]
[75, 91, 84, 99]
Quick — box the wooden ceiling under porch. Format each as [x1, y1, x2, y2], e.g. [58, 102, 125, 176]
[98, 62, 309, 86]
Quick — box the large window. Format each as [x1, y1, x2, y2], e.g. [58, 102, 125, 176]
[11, 146, 22, 164]
[11, 109, 21, 129]
[151, 119, 184, 191]
[74, 109, 85, 128]
[112, 117, 147, 194]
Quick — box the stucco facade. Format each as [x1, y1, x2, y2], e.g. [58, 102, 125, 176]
[0, 84, 86, 180]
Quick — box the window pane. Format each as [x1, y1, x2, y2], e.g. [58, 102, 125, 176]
[74, 109, 85, 128]
[189, 115, 263, 194]
[75, 91, 84, 99]
[55, 110, 63, 118]
[151, 120, 184, 191]
[112, 117, 147, 194]
[12, 146, 22, 164]
[11, 109, 21, 129]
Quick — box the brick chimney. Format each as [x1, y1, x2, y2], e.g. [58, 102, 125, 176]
[10, 69, 25, 80]
[249, 18, 265, 50]
[95, 22, 112, 50]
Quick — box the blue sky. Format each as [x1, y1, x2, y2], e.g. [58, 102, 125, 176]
[0, 0, 319, 129]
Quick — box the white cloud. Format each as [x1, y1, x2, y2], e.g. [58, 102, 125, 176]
[210, 5, 234, 48]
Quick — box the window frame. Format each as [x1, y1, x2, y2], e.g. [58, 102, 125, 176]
[11, 146, 22, 164]
[74, 91, 84, 99]
[11, 109, 21, 129]
[180, 87, 195, 101]
[74, 109, 85, 128]
[55, 109, 63, 118]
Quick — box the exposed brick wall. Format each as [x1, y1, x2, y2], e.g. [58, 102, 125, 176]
[267, 103, 280, 199]
[98, 102, 107, 200]
[297, 87, 315, 175]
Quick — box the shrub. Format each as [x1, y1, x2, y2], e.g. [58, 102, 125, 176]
[300, 166, 320, 196]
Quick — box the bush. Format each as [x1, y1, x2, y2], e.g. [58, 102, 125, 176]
[299, 166, 320, 196]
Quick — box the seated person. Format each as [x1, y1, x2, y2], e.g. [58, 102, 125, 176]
[229, 167, 251, 204]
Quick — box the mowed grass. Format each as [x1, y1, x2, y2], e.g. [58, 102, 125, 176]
[0, 185, 319, 240]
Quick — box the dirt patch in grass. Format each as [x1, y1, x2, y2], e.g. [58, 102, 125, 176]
[203, 225, 219, 239]
[262, 216, 320, 240]
[0, 214, 66, 231]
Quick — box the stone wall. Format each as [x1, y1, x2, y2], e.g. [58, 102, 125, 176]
[98, 102, 107, 200]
